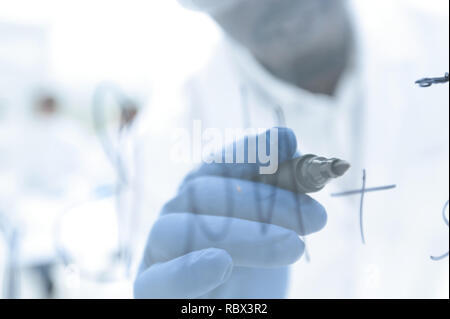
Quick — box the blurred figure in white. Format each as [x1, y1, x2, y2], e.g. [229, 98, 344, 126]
[134, 0, 449, 298]
[0, 88, 119, 298]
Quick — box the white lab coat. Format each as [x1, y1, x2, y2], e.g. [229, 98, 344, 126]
[134, 1, 449, 298]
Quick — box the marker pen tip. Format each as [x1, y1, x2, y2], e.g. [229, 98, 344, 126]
[331, 160, 351, 176]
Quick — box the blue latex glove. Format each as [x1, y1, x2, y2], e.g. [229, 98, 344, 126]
[134, 128, 327, 298]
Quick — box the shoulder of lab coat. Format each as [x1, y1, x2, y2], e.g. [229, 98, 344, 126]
[132, 84, 196, 224]
[183, 43, 246, 130]
[352, 0, 449, 177]
[347, 0, 449, 298]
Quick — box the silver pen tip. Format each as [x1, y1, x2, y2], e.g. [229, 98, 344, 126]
[331, 160, 351, 177]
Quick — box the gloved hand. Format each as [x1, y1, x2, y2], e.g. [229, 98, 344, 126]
[134, 128, 327, 298]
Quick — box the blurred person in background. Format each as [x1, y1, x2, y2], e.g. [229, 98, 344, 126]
[133, 0, 449, 298]
[18, 91, 91, 197]
[0, 87, 122, 298]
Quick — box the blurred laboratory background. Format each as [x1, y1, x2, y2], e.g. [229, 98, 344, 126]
[0, 0, 448, 299]
[0, 0, 221, 298]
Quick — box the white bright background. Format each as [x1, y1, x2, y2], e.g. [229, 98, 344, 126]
[0, 0, 221, 86]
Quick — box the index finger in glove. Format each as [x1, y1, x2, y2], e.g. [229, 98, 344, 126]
[182, 127, 298, 186]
